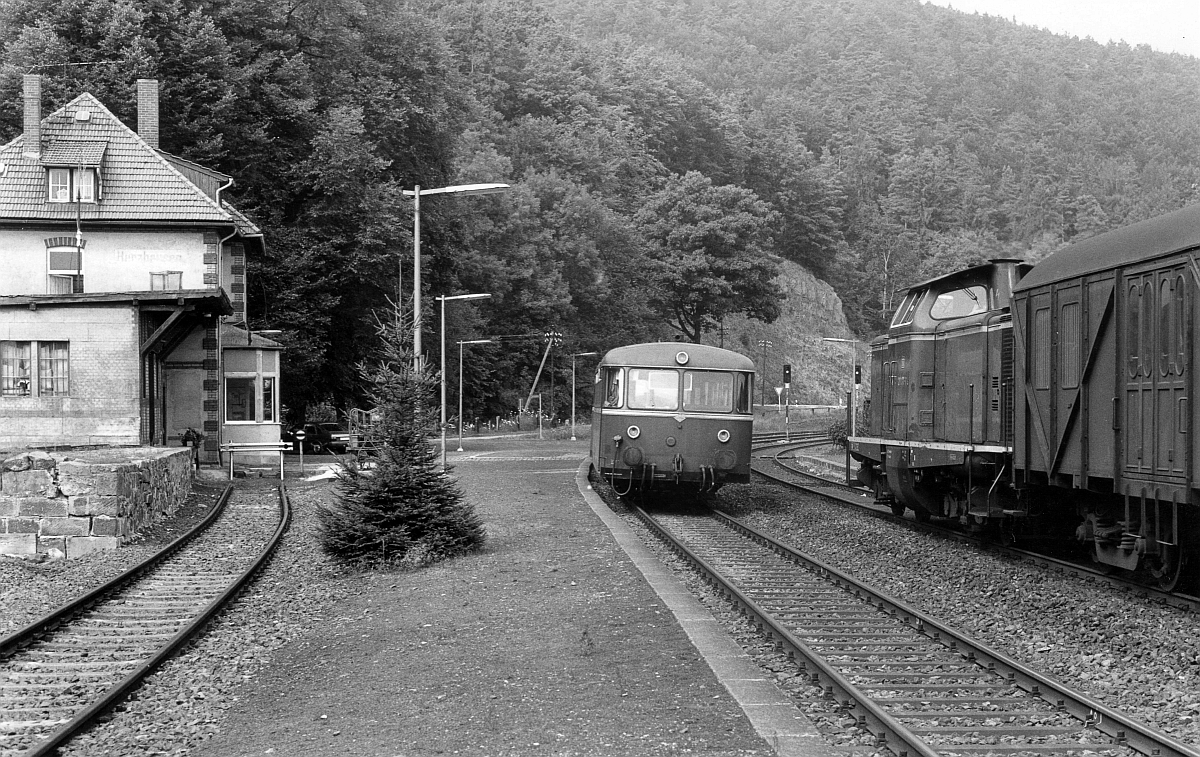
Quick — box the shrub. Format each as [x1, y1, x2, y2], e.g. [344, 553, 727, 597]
[317, 313, 486, 568]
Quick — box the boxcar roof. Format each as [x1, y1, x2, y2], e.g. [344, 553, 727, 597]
[1014, 203, 1200, 293]
[600, 342, 755, 371]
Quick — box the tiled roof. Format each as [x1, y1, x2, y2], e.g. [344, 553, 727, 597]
[40, 140, 107, 166]
[222, 201, 263, 238]
[0, 93, 233, 225]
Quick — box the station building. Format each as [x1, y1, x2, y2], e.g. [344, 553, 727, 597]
[0, 74, 281, 464]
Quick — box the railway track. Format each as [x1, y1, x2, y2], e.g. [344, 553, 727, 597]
[755, 440, 1200, 611]
[631, 501, 1200, 757]
[0, 483, 290, 757]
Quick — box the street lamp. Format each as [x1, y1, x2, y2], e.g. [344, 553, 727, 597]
[402, 183, 509, 371]
[457, 339, 493, 452]
[437, 293, 492, 472]
[756, 339, 772, 407]
[570, 352, 598, 441]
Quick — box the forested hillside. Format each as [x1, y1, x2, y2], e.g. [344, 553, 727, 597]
[2, 0, 1196, 420]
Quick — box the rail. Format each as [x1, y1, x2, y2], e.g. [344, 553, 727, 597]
[631, 502, 1200, 757]
[0, 484, 292, 756]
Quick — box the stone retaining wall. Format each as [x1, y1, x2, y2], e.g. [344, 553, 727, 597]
[0, 447, 194, 559]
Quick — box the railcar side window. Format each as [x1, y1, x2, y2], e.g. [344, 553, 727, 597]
[929, 285, 987, 320]
[602, 367, 624, 408]
[1160, 277, 1173, 376]
[628, 369, 679, 410]
[683, 371, 734, 412]
[1127, 282, 1141, 378]
[1059, 303, 1079, 389]
[1033, 307, 1051, 390]
[1175, 273, 1187, 375]
[1141, 280, 1154, 377]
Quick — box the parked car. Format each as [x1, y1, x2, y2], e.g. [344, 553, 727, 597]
[283, 422, 349, 454]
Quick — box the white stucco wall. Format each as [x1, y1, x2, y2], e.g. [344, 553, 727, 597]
[0, 229, 211, 295]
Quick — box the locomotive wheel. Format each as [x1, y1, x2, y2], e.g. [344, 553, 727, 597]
[1151, 546, 1186, 592]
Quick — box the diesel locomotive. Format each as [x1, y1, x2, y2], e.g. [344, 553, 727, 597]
[591, 342, 754, 494]
[850, 203, 1200, 590]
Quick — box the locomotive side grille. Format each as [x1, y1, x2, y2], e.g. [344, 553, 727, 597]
[1001, 329, 1014, 446]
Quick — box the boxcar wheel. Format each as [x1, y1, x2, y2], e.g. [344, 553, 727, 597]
[1151, 546, 1186, 592]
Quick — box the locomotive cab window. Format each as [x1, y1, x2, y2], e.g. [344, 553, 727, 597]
[929, 285, 988, 320]
[628, 369, 679, 410]
[890, 290, 923, 327]
[601, 367, 624, 408]
[683, 371, 736, 412]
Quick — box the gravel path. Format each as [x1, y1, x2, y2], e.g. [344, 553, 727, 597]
[3, 445, 776, 756]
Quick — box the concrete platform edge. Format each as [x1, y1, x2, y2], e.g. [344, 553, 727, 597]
[574, 460, 836, 757]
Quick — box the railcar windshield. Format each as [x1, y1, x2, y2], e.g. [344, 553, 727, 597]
[930, 285, 988, 319]
[601, 367, 624, 408]
[683, 370, 751, 413]
[628, 368, 679, 410]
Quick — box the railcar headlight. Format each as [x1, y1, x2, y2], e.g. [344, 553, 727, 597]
[627, 425, 641, 439]
[716, 429, 731, 443]
[621, 447, 644, 466]
[715, 449, 736, 470]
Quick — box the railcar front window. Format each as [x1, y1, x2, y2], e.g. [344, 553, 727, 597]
[734, 373, 751, 413]
[683, 371, 734, 412]
[628, 369, 679, 410]
[602, 367, 624, 408]
[929, 285, 988, 320]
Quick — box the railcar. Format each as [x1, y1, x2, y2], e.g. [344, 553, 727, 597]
[591, 343, 754, 494]
[851, 203, 1200, 590]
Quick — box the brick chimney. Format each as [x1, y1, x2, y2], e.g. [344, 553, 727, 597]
[137, 79, 159, 148]
[22, 74, 41, 159]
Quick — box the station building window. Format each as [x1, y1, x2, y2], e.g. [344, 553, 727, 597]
[224, 349, 279, 423]
[1, 340, 69, 397]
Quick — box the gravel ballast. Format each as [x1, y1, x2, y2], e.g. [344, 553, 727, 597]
[716, 480, 1200, 748]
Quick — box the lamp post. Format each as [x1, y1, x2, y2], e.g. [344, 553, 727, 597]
[457, 339, 493, 451]
[570, 352, 598, 441]
[823, 336, 857, 485]
[756, 339, 772, 408]
[437, 293, 492, 473]
[402, 183, 509, 371]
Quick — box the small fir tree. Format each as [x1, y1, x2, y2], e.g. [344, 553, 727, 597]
[317, 312, 486, 568]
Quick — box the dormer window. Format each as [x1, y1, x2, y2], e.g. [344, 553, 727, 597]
[40, 140, 107, 203]
[47, 167, 97, 203]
